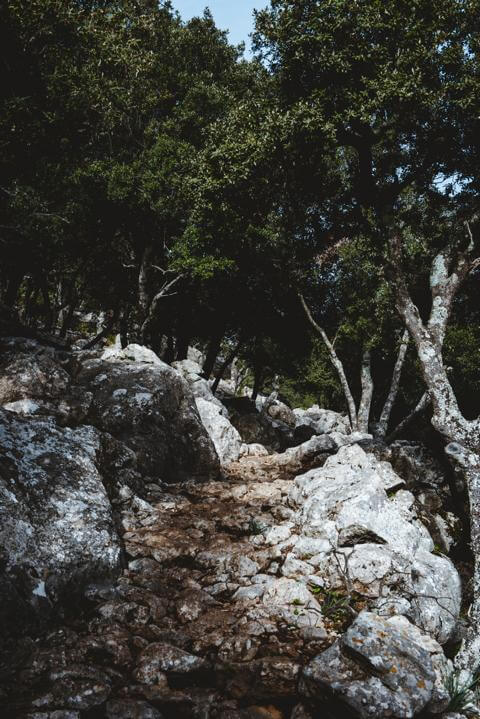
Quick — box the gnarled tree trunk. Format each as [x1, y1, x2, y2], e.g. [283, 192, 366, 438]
[390, 228, 480, 672]
[357, 348, 373, 433]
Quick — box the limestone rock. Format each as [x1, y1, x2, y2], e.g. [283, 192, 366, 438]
[106, 699, 163, 718]
[302, 612, 447, 718]
[77, 347, 220, 482]
[134, 642, 207, 681]
[195, 397, 245, 465]
[262, 578, 325, 629]
[289, 444, 461, 643]
[0, 341, 92, 424]
[0, 409, 121, 640]
[266, 400, 296, 428]
[293, 406, 350, 436]
[172, 358, 228, 415]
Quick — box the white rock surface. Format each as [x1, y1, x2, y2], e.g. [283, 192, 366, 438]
[195, 397, 245, 464]
[101, 342, 163, 365]
[0, 409, 121, 614]
[302, 611, 450, 718]
[288, 444, 461, 643]
[293, 406, 351, 435]
[263, 577, 326, 629]
[172, 359, 228, 415]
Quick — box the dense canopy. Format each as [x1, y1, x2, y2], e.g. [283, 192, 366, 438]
[0, 0, 479, 423]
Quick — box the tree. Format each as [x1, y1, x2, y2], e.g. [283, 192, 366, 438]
[298, 238, 421, 436]
[391, 225, 480, 671]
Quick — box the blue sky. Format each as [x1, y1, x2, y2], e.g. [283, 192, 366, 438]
[172, 1, 265, 56]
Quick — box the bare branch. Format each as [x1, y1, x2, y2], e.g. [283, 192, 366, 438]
[151, 264, 175, 275]
[299, 293, 358, 431]
[376, 328, 409, 440]
[140, 274, 184, 345]
[386, 391, 430, 443]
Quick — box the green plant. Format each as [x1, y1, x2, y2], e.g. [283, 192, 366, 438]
[248, 518, 267, 536]
[308, 585, 351, 619]
[444, 665, 480, 712]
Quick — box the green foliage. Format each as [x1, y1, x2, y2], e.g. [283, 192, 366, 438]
[0, 0, 478, 430]
[445, 324, 480, 420]
[444, 664, 480, 713]
[279, 339, 344, 410]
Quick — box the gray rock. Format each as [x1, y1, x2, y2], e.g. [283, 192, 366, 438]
[172, 359, 228, 415]
[0, 409, 121, 639]
[277, 434, 338, 473]
[267, 400, 296, 428]
[289, 444, 461, 643]
[293, 406, 351, 436]
[134, 642, 207, 681]
[77, 346, 220, 481]
[0, 343, 69, 405]
[302, 612, 444, 718]
[195, 397, 245, 464]
[262, 578, 326, 629]
[0, 344, 92, 424]
[233, 585, 266, 601]
[26, 712, 81, 719]
[106, 698, 163, 718]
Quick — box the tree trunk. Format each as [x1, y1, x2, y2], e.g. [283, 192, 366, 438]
[21, 276, 34, 324]
[299, 294, 358, 430]
[58, 296, 78, 339]
[138, 244, 153, 320]
[83, 308, 119, 350]
[390, 229, 480, 675]
[40, 280, 54, 333]
[163, 334, 175, 364]
[176, 332, 190, 361]
[140, 274, 183, 347]
[445, 444, 480, 673]
[357, 347, 373, 433]
[212, 335, 244, 395]
[202, 328, 224, 380]
[251, 368, 263, 402]
[4, 269, 24, 308]
[120, 311, 129, 349]
[386, 391, 430, 443]
[376, 328, 409, 440]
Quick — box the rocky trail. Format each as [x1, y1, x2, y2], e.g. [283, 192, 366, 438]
[0, 340, 473, 719]
[1, 445, 466, 719]
[1, 451, 333, 719]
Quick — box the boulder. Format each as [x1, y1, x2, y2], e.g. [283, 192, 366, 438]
[262, 578, 326, 630]
[293, 406, 350, 436]
[106, 699, 163, 718]
[187, 345, 204, 365]
[302, 611, 450, 718]
[172, 358, 227, 415]
[77, 345, 220, 482]
[0, 340, 91, 424]
[225, 397, 294, 452]
[195, 397, 245, 465]
[0, 408, 121, 642]
[0, 343, 69, 404]
[288, 444, 461, 643]
[266, 400, 296, 428]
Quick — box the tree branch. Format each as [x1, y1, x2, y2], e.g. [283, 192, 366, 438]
[376, 328, 409, 440]
[299, 293, 358, 431]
